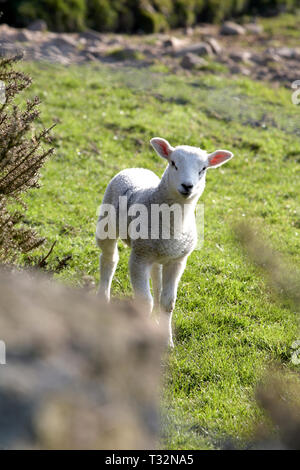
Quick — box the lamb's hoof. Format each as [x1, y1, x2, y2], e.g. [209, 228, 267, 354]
[97, 288, 110, 303]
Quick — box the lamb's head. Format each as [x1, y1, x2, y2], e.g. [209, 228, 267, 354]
[150, 137, 233, 200]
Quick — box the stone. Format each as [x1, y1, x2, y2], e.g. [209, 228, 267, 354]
[264, 52, 282, 63]
[206, 37, 222, 55]
[106, 38, 120, 47]
[0, 23, 11, 33]
[27, 20, 48, 32]
[80, 46, 105, 59]
[79, 29, 103, 43]
[42, 36, 78, 58]
[0, 24, 19, 42]
[0, 24, 16, 36]
[230, 65, 251, 76]
[230, 51, 252, 63]
[15, 29, 36, 42]
[275, 47, 299, 60]
[174, 42, 213, 57]
[54, 34, 78, 48]
[0, 43, 23, 58]
[163, 36, 187, 50]
[245, 23, 264, 35]
[220, 21, 246, 36]
[249, 53, 270, 66]
[180, 53, 208, 70]
[184, 27, 194, 37]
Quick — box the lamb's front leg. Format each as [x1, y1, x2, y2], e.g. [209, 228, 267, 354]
[129, 252, 153, 315]
[161, 258, 187, 348]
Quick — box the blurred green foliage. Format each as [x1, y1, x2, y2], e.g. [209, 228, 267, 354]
[1, 0, 299, 32]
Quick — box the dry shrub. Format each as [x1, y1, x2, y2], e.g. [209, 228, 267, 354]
[0, 268, 165, 449]
[0, 55, 54, 263]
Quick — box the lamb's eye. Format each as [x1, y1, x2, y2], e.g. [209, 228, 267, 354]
[199, 167, 206, 175]
[171, 161, 178, 170]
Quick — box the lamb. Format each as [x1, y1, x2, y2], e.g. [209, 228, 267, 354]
[96, 137, 233, 347]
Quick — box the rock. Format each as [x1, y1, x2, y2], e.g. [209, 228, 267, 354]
[55, 34, 78, 48]
[142, 47, 156, 58]
[77, 51, 93, 62]
[106, 38, 120, 47]
[230, 65, 251, 76]
[43, 36, 78, 57]
[15, 29, 36, 42]
[180, 53, 208, 70]
[275, 47, 300, 60]
[163, 36, 187, 50]
[265, 52, 282, 63]
[0, 24, 15, 36]
[230, 51, 252, 63]
[80, 45, 105, 59]
[0, 42, 23, 58]
[27, 20, 47, 32]
[41, 44, 61, 55]
[184, 27, 194, 37]
[79, 29, 103, 43]
[174, 42, 213, 57]
[0, 23, 11, 33]
[220, 21, 246, 36]
[264, 46, 300, 61]
[249, 53, 270, 66]
[206, 37, 222, 55]
[245, 23, 264, 35]
[0, 24, 19, 42]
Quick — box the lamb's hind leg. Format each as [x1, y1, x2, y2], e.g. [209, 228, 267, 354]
[97, 238, 119, 302]
[151, 263, 162, 321]
[130, 252, 153, 316]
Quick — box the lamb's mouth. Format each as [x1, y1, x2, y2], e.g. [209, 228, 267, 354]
[179, 189, 193, 198]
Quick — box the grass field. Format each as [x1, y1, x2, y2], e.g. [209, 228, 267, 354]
[18, 59, 300, 449]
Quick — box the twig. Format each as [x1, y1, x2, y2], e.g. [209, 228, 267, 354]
[37, 240, 57, 268]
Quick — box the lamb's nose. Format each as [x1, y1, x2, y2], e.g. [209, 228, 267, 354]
[181, 183, 193, 192]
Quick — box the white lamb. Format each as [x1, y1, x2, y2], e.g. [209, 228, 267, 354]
[96, 137, 233, 347]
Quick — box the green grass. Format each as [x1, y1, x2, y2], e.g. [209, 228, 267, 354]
[260, 12, 300, 45]
[18, 60, 300, 449]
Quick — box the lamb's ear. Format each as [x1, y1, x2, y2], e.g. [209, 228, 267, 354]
[150, 137, 174, 161]
[207, 149, 233, 168]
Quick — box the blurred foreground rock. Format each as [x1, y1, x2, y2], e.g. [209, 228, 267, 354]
[0, 269, 164, 449]
[255, 374, 300, 450]
[235, 223, 300, 450]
